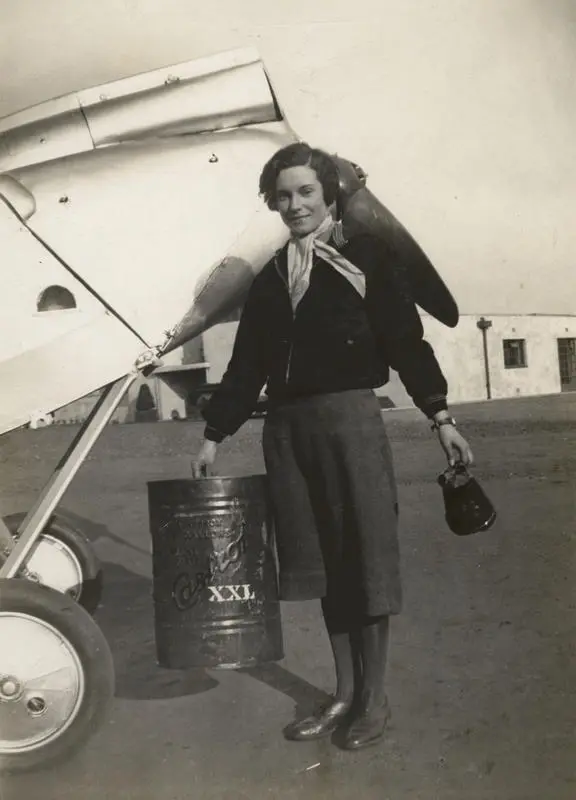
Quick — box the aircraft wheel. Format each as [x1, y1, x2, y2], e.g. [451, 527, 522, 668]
[2, 513, 103, 614]
[0, 579, 114, 774]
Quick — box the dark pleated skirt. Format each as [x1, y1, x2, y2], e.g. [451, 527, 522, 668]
[262, 389, 402, 619]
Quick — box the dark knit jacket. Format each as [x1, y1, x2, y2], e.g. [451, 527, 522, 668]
[203, 233, 448, 442]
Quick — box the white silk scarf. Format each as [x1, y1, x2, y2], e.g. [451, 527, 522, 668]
[287, 216, 366, 311]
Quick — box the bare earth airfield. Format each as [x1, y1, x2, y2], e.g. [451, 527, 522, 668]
[1, 393, 575, 800]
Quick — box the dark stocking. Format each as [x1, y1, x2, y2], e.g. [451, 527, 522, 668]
[321, 598, 363, 705]
[358, 615, 390, 709]
[343, 614, 391, 750]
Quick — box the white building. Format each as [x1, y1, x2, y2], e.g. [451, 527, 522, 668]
[418, 314, 576, 405]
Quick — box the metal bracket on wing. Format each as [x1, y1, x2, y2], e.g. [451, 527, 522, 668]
[134, 326, 181, 375]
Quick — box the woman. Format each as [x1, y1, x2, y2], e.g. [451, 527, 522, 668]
[192, 143, 473, 751]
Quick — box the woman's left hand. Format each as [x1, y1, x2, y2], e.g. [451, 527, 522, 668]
[437, 426, 474, 467]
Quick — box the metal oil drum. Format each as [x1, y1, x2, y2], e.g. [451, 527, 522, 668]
[148, 475, 284, 669]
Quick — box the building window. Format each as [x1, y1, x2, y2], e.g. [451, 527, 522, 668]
[503, 339, 527, 369]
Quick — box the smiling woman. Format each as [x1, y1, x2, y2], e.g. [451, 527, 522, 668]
[192, 141, 474, 752]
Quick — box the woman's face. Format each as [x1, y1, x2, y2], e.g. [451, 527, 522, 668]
[275, 165, 329, 237]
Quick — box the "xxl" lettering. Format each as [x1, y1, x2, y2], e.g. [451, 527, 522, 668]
[208, 584, 256, 603]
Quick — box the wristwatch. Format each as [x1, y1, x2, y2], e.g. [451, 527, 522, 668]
[431, 416, 457, 432]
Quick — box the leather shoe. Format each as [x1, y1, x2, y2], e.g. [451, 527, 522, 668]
[343, 698, 391, 750]
[284, 699, 353, 741]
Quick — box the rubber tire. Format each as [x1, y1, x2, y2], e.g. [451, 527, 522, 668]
[0, 578, 115, 775]
[2, 513, 103, 615]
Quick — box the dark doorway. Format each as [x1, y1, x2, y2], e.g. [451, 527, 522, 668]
[557, 338, 576, 391]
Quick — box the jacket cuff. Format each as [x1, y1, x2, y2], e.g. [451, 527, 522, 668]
[420, 396, 448, 419]
[204, 425, 226, 444]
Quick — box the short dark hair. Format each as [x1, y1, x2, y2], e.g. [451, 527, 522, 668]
[259, 142, 340, 210]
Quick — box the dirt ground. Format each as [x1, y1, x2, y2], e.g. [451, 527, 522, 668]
[1, 393, 575, 800]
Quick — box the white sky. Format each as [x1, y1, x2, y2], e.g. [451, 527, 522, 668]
[1, 0, 575, 315]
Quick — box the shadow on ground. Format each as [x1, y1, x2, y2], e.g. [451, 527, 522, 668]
[56, 507, 151, 556]
[239, 662, 330, 729]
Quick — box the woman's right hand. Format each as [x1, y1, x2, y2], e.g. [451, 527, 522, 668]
[191, 439, 218, 478]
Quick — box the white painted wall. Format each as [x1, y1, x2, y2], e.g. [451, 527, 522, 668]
[203, 323, 240, 384]
[152, 349, 187, 420]
[422, 314, 576, 404]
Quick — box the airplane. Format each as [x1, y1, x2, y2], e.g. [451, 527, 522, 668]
[0, 47, 458, 774]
